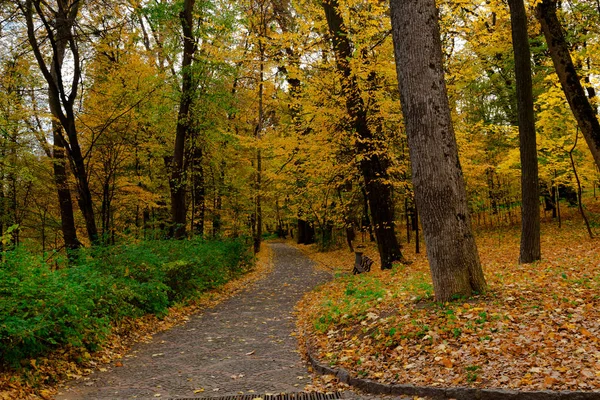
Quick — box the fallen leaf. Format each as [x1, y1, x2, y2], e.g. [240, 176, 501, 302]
[441, 358, 453, 368]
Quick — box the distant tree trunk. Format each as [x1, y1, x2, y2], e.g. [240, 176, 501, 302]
[212, 161, 224, 237]
[486, 168, 498, 215]
[569, 130, 594, 239]
[254, 147, 262, 253]
[297, 218, 306, 244]
[322, 0, 403, 269]
[253, 40, 265, 254]
[508, 0, 541, 263]
[297, 218, 314, 244]
[360, 187, 375, 242]
[100, 177, 111, 242]
[192, 143, 205, 237]
[390, 0, 487, 301]
[550, 185, 557, 218]
[170, 0, 196, 239]
[0, 144, 5, 251]
[345, 226, 355, 252]
[554, 170, 562, 228]
[536, 0, 600, 170]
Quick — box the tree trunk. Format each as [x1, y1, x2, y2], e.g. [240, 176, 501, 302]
[170, 0, 196, 239]
[390, 0, 487, 301]
[508, 0, 541, 263]
[569, 130, 594, 239]
[405, 197, 411, 244]
[101, 177, 111, 242]
[67, 118, 98, 244]
[192, 143, 205, 237]
[322, 0, 403, 269]
[23, 0, 98, 246]
[297, 218, 306, 244]
[414, 203, 420, 254]
[536, 0, 600, 170]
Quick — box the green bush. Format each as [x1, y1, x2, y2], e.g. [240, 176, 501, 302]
[0, 238, 252, 367]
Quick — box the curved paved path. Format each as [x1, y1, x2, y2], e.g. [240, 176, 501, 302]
[57, 243, 333, 399]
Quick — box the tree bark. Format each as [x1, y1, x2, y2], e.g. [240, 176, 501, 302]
[170, 0, 196, 239]
[569, 130, 594, 239]
[390, 0, 487, 301]
[22, 0, 98, 245]
[192, 143, 205, 237]
[507, 0, 541, 263]
[536, 0, 600, 170]
[51, 126, 80, 252]
[212, 161, 224, 237]
[322, 0, 403, 269]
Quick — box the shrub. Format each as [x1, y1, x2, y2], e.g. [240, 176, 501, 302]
[0, 237, 252, 367]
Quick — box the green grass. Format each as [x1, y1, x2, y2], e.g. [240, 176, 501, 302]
[314, 275, 385, 333]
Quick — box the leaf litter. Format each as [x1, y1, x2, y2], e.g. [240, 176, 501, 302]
[295, 208, 600, 393]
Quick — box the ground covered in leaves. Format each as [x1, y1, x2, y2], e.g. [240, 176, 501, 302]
[0, 245, 273, 400]
[296, 207, 600, 393]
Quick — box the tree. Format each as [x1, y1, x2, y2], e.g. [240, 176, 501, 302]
[170, 0, 197, 239]
[536, 0, 600, 170]
[322, 0, 403, 269]
[507, 0, 541, 263]
[20, 0, 98, 245]
[390, 0, 487, 301]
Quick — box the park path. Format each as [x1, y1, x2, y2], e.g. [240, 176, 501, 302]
[56, 243, 335, 399]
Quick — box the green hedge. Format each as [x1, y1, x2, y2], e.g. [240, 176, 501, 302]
[0, 238, 252, 367]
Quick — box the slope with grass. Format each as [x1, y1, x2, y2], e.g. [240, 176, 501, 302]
[296, 203, 600, 392]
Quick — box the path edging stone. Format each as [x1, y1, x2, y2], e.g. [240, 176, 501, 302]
[305, 345, 600, 399]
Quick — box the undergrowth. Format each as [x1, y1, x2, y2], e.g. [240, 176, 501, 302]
[0, 238, 252, 368]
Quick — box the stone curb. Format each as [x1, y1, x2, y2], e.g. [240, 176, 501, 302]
[305, 345, 600, 400]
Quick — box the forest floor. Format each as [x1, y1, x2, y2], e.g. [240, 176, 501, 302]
[2, 204, 598, 399]
[295, 201, 600, 394]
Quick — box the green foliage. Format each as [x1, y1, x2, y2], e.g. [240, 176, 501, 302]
[0, 238, 252, 367]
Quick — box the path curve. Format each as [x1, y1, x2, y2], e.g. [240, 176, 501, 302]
[57, 243, 332, 399]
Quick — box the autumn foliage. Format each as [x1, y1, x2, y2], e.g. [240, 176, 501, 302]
[1, 0, 600, 396]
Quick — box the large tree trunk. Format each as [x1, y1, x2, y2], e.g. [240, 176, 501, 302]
[23, 0, 98, 245]
[536, 0, 600, 170]
[66, 115, 99, 244]
[508, 0, 541, 263]
[390, 0, 487, 301]
[170, 0, 196, 239]
[51, 125, 80, 251]
[322, 0, 403, 269]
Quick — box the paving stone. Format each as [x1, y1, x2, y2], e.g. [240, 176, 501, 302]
[56, 244, 333, 400]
